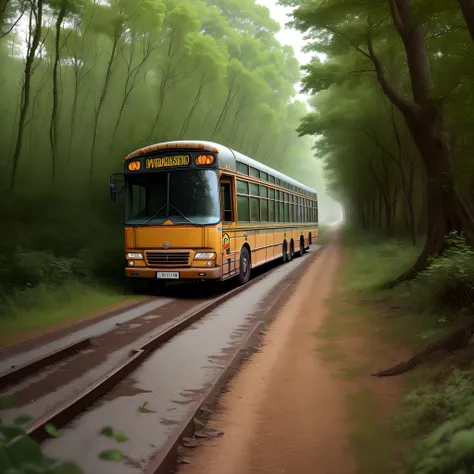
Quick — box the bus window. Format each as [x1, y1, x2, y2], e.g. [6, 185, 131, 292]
[220, 182, 233, 222]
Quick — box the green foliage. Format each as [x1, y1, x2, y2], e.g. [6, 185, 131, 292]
[394, 367, 474, 439]
[45, 424, 60, 438]
[100, 426, 129, 442]
[0, 398, 131, 473]
[138, 401, 150, 413]
[0, 413, 83, 474]
[0, 0, 334, 325]
[283, 0, 474, 242]
[397, 232, 474, 313]
[341, 226, 420, 290]
[396, 364, 474, 474]
[99, 450, 123, 462]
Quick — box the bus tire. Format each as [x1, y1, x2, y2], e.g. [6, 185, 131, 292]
[298, 236, 305, 256]
[282, 242, 288, 263]
[288, 240, 295, 260]
[238, 247, 251, 286]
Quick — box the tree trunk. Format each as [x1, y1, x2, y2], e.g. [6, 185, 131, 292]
[389, 108, 474, 284]
[49, 6, 66, 182]
[89, 34, 119, 183]
[0, 0, 10, 33]
[367, 0, 474, 285]
[212, 77, 237, 138]
[67, 72, 80, 163]
[179, 77, 205, 139]
[407, 193, 417, 245]
[458, 0, 474, 43]
[9, 0, 43, 190]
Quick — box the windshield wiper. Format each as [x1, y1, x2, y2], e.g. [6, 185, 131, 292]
[138, 203, 167, 227]
[168, 203, 196, 225]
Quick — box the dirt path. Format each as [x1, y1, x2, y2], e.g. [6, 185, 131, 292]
[180, 237, 360, 474]
[179, 235, 407, 474]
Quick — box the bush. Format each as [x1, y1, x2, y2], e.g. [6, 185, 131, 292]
[397, 232, 474, 314]
[0, 193, 128, 312]
[394, 367, 474, 438]
[403, 402, 474, 474]
[392, 361, 474, 474]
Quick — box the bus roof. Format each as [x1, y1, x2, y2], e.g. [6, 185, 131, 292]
[125, 140, 317, 196]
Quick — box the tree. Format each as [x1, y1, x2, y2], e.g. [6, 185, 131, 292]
[9, 0, 44, 191]
[284, 0, 474, 283]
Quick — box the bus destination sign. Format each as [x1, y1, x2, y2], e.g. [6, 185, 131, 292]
[145, 155, 190, 169]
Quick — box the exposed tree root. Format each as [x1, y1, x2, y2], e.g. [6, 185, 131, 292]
[373, 321, 474, 377]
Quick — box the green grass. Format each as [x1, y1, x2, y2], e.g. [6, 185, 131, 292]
[340, 226, 421, 290]
[348, 390, 394, 474]
[331, 225, 474, 474]
[0, 281, 138, 340]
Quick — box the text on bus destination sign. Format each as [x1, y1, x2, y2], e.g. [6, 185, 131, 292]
[145, 155, 190, 169]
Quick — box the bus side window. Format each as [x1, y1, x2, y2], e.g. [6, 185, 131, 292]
[220, 182, 233, 222]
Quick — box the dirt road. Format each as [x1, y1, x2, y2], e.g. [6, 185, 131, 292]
[179, 235, 361, 474]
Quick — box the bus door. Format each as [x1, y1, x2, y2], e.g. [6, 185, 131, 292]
[220, 176, 236, 279]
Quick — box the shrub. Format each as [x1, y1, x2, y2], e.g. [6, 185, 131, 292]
[394, 367, 474, 438]
[397, 232, 474, 313]
[404, 402, 474, 474]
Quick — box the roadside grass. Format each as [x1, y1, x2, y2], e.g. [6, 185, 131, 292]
[317, 225, 474, 474]
[0, 281, 141, 347]
[348, 390, 393, 474]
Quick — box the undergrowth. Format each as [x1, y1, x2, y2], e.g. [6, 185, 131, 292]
[340, 226, 474, 474]
[0, 192, 134, 335]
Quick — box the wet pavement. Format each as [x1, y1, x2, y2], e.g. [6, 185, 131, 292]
[40, 248, 321, 473]
[0, 298, 213, 424]
[0, 299, 174, 372]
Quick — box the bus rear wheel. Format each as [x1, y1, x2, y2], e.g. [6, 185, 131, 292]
[298, 236, 305, 256]
[288, 240, 294, 261]
[238, 247, 251, 286]
[282, 242, 288, 263]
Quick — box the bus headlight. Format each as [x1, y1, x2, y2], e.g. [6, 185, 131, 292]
[127, 252, 143, 259]
[205, 261, 213, 267]
[129, 260, 135, 266]
[194, 252, 216, 259]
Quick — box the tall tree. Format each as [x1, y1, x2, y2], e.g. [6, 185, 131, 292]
[9, 0, 43, 190]
[285, 0, 474, 283]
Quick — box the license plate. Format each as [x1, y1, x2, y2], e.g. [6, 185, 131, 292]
[156, 271, 179, 279]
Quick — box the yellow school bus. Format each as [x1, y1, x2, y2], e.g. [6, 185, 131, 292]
[110, 140, 318, 287]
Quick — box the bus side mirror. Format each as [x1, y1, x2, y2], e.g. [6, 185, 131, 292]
[110, 182, 117, 202]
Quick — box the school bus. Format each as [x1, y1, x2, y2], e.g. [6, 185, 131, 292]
[110, 140, 318, 287]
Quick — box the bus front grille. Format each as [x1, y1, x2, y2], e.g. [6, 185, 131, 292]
[145, 251, 191, 267]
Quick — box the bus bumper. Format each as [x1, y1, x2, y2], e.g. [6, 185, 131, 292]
[125, 267, 222, 280]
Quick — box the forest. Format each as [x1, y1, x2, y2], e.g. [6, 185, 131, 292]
[0, 0, 335, 324]
[2, 0, 474, 472]
[282, 0, 474, 472]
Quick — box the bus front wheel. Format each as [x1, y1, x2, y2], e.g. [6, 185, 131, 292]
[238, 247, 251, 286]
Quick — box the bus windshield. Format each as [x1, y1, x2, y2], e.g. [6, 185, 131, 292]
[125, 169, 220, 225]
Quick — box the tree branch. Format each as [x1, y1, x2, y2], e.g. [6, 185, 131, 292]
[367, 34, 414, 115]
[388, 0, 405, 36]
